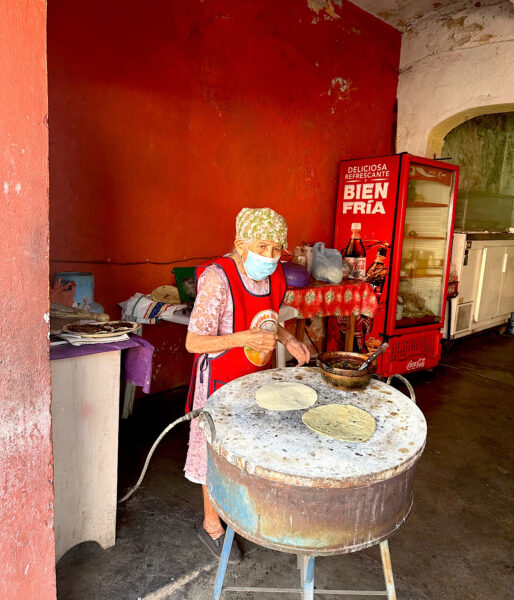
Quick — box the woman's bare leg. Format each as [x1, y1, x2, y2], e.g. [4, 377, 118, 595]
[202, 485, 224, 539]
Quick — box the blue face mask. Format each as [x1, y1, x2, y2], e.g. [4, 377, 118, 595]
[244, 249, 279, 281]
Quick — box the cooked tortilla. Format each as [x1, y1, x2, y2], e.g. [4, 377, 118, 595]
[302, 404, 376, 442]
[256, 382, 317, 411]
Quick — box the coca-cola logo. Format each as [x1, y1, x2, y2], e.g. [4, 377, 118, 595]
[407, 357, 426, 370]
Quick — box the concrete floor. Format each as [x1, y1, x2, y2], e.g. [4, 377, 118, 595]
[56, 331, 514, 600]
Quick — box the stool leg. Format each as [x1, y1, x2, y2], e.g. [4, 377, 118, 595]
[212, 526, 235, 600]
[380, 540, 397, 600]
[298, 555, 315, 600]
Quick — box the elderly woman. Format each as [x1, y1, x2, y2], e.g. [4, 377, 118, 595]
[184, 207, 310, 563]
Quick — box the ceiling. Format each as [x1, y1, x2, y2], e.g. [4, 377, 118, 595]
[350, 0, 514, 31]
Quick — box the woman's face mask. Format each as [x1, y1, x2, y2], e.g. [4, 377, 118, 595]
[244, 248, 280, 280]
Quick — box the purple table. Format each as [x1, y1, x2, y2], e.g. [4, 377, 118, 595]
[50, 334, 154, 394]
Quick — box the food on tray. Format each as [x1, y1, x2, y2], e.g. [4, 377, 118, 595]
[63, 320, 137, 336]
[107, 321, 135, 331]
[66, 323, 106, 334]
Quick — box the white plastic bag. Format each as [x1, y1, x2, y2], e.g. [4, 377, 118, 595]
[311, 242, 344, 284]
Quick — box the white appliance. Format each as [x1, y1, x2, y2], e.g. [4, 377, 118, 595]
[444, 233, 514, 339]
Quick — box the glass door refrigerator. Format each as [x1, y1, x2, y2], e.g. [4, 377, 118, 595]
[333, 153, 459, 376]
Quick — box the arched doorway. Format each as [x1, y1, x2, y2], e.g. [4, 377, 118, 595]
[427, 103, 514, 159]
[440, 110, 514, 342]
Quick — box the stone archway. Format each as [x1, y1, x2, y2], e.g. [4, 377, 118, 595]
[427, 103, 514, 159]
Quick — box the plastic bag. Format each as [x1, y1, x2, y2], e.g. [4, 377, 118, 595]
[311, 242, 344, 284]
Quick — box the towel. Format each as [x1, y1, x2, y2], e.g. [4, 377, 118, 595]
[119, 293, 187, 324]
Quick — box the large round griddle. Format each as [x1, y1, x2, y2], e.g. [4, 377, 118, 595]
[202, 366, 427, 555]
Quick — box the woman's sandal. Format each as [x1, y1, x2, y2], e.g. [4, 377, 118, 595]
[197, 526, 243, 564]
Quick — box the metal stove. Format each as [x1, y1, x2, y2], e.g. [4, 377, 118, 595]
[200, 367, 426, 599]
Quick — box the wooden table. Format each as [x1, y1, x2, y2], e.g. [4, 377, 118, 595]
[50, 335, 154, 560]
[51, 350, 121, 561]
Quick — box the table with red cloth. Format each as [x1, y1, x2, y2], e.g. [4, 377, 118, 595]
[282, 279, 379, 353]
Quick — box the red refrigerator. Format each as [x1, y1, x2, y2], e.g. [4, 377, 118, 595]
[333, 153, 459, 376]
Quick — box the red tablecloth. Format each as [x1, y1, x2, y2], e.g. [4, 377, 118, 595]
[283, 279, 379, 320]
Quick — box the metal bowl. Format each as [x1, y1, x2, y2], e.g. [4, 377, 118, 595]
[317, 351, 376, 390]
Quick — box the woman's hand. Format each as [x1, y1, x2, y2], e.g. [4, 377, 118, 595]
[276, 325, 311, 366]
[186, 329, 276, 355]
[284, 337, 311, 366]
[239, 328, 278, 353]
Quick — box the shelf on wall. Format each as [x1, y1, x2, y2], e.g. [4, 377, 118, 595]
[404, 236, 445, 240]
[400, 273, 443, 280]
[406, 201, 448, 208]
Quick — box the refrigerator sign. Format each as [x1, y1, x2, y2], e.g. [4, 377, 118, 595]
[341, 163, 392, 215]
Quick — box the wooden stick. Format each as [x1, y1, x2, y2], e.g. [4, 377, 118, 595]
[50, 303, 110, 322]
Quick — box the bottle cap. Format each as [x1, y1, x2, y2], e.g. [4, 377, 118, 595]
[377, 247, 387, 256]
[351, 223, 361, 230]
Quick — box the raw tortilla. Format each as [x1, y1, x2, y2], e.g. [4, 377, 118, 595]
[302, 404, 376, 442]
[256, 382, 317, 411]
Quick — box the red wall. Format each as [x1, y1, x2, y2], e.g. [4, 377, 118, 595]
[48, 0, 400, 392]
[0, 2, 56, 598]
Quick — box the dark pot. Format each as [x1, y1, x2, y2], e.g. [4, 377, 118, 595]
[317, 351, 376, 390]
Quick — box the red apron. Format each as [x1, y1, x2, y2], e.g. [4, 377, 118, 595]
[185, 256, 286, 412]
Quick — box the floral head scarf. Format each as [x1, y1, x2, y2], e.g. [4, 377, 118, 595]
[235, 207, 288, 248]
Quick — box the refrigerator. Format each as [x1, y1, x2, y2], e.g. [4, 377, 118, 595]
[333, 153, 459, 376]
[444, 233, 514, 340]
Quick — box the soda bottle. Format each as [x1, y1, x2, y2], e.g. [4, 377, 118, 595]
[343, 223, 366, 279]
[366, 247, 389, 295]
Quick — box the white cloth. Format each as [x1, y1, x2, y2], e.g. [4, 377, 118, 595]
[57, 333, 130, 346]
[119, 293, 187, 324]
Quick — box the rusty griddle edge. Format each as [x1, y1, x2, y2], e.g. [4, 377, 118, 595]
[207, 447, 417, 556]
[210, 497, 414, 556]
[205, 431, 426, 489]
[201, 366, 427, 488]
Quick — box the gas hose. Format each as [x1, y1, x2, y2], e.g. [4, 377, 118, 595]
[118, 408, 203, 503]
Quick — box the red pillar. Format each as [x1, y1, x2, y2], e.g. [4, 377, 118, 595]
[0, 1, 56, 598]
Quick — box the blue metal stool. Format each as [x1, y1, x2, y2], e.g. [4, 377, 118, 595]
[211, 526, 397, 600]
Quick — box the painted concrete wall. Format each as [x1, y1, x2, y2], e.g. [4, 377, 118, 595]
[48, 0, 400, 391]
[0, 2, 56, 599]
[395, 0, 514, 156]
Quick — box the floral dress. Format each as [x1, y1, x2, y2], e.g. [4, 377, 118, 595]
[184, 262, 269, 484]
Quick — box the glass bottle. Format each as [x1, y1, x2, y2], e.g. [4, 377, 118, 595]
[366, 247, 389, 295]
[343, 223, 366, 279]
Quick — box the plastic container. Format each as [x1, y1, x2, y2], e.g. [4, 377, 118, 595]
[53, 271, 104, 313]
[281, 261, 310, 288]
[54, 272, 94, 303]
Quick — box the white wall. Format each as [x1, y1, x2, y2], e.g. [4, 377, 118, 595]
[396, 1, 514, 156]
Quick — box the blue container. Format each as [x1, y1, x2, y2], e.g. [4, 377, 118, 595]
[53, 272, 104, 314]
[54, 271, 94, 304]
